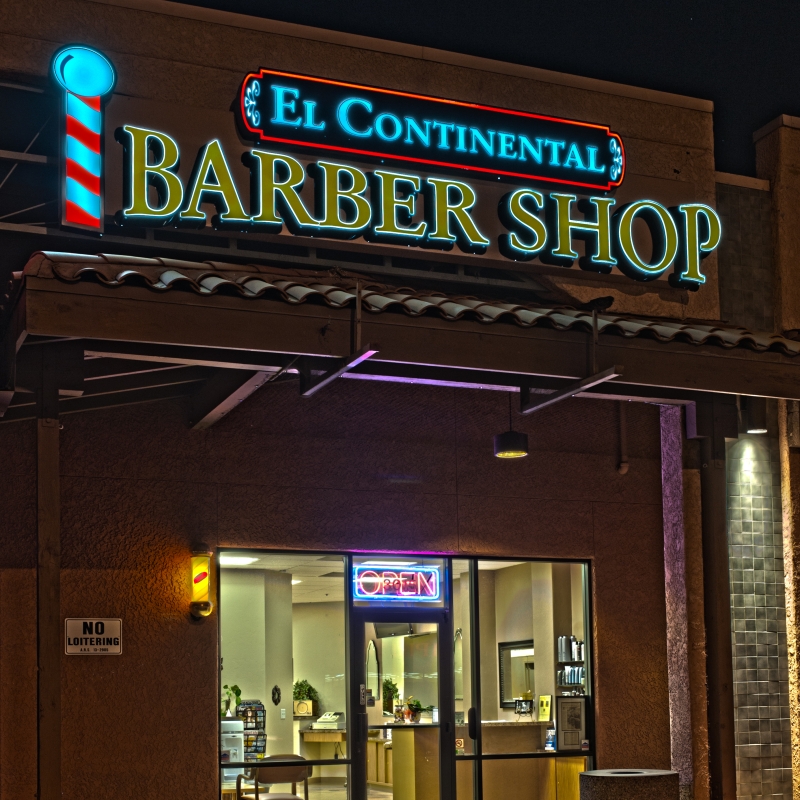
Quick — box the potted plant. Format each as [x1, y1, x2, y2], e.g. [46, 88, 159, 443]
[405, 697, 427, 724]
[382, 677, 399, 713]
[293, 679, 320, 716]
[221, 684, 242, 717]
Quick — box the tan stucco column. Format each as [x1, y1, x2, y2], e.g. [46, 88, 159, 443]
[777, 400, 800, 796]
[661, 405, 711, 800]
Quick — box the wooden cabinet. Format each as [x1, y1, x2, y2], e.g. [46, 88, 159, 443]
[366, 738, 393, 787]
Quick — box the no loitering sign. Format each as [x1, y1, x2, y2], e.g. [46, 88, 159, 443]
[65, 619, 122, 655]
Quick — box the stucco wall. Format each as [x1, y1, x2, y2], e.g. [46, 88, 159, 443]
[0, 377, 670, 800]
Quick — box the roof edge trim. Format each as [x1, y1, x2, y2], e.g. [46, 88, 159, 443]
[753, 114, 800, 143]
[715, 172, 770, 192]
[85, 0, 714, 113]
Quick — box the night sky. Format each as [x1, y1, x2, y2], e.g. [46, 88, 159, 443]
[175, 0, 800, 177]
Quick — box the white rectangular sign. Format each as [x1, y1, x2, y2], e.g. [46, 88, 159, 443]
[65, 619, 122, 655]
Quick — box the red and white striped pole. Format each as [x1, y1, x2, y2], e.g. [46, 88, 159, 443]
[51, 46, 116, 232]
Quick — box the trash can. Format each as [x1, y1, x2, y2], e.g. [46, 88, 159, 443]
[580, 769, 679, 800]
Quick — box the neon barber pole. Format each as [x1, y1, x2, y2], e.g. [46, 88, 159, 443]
[51, 46, 116, 232]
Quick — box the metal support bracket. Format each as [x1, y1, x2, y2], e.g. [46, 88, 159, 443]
[520, 364, 624, 415]
[300, 344, 379, 398]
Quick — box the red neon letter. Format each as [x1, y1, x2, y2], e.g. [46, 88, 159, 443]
[359, 569, 382, 595]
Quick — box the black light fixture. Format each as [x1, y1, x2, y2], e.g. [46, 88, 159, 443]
[740, 395, 768, 435]
[494, 393, 528, 458]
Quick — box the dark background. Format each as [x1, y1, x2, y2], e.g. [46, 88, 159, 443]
[174, 0, 800, 177]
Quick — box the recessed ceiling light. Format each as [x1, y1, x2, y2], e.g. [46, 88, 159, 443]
[219, 556, 258, 566]
[291, 579, 302, 585]
[361, 560, 418, 567]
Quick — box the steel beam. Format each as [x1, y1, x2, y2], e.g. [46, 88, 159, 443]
[189, 369, 273, 430]
[519, 365, 624, 414]
[300, 344, 379, 397]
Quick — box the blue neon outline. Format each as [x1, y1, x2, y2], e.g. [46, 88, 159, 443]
[615, 199, 678, 277]
[248, 149, 318, 233]
[352, 564, 441, 603]
[548, 193, 617, 267]
[425, 177, 490, 250]
[370, 169, 427, 241]
[374, 112, 403, 142]
[119, 126, 185, 221]
[563, 143, 587, 171]
[337, 97, 373, 137]
[51, 45, 116, 97]
[499, 188, 547, 260]
[179, 138, 250, 224]
[302, 100, 325, 131]
[312, 160, 372, 233]
[270, 85, 302, 126]
[674, 203, 722, 286]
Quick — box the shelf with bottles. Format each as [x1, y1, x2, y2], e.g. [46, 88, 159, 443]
[556, 635, 586, 664]
[557, 660, 584, 666]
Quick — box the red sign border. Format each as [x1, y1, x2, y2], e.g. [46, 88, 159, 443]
[238, 68, 626, 192]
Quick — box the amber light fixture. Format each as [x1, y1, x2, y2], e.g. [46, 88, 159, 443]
[190, 548, 214, 618]
[494, 392, 529, 458]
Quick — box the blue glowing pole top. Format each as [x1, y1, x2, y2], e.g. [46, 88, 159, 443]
[52, 45, 115, 98]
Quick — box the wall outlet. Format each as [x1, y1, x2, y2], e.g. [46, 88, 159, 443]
[280, 708, 286, 719]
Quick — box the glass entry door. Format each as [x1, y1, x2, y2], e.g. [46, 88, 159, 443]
[363, 621, 441, 800]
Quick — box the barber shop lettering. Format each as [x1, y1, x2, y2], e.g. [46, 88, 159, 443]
[115, 124, 721, 288]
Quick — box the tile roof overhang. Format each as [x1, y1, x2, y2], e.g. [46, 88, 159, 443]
[13, 251, 800, 401]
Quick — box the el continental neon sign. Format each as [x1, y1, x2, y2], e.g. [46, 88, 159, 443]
[115, 123, 720, 288]
[52, 47, 721, 289]
[238, 70, 625, 192]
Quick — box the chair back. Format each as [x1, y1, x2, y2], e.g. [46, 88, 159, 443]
[247, 754, 312, 784]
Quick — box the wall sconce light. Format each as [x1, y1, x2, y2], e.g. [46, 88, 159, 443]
[740, 396, 768, 435]
[190, 548, 214, 618]
[494, 393, 528, 458]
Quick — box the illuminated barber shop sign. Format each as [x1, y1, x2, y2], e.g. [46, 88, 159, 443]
[52, 47, 723, 290]
[237, 69, 625, 192]
[353, 564, 441, 603]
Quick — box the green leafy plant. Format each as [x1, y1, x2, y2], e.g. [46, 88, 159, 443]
[406, 696, 434, 713]
[382, 677, 399, 712]
[293, 679, 320, 703]
[222, 684, 242, 716]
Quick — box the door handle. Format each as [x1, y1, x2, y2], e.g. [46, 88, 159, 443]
[468, 707, 477, 740]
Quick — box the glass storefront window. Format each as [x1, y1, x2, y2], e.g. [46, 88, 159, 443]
[219, 551, 349, 800]
[218, 554, 591, 800]
[476, 560, 590, 756]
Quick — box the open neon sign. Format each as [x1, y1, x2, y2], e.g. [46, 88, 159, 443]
[353, 565, 441, 602]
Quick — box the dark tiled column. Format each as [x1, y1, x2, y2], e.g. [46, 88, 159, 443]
[727, 435, 792, 799]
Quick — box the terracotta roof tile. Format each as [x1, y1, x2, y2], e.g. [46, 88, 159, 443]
[24, 251, 800, 357]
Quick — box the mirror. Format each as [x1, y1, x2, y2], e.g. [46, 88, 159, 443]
[498, 640, 535, 708]
[366, 639, 380, 701]
[454, 627, 464, 700]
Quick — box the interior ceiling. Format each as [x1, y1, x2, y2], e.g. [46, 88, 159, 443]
[220, 553, 528, 603]
[220, 553, 346, 604]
